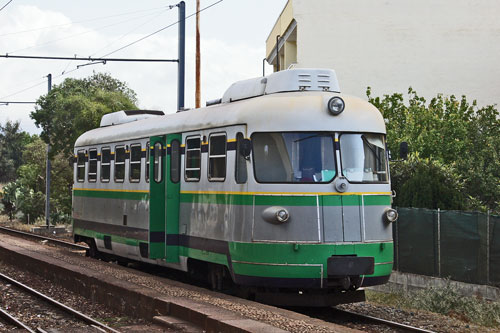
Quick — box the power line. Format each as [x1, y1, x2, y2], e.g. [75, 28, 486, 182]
[0, 0, 13, 12]
[0, 54, 177, 62]
[0, 5, 171, 37]
[101, 0, 223, 58]
[0, 101, 36, 105]
[7, 7, 171, 55]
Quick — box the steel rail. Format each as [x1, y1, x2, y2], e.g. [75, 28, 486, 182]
[0, 272, 120, 333]
[0, 307, 36, 332]
[0, 226, 88, 251]
[333, 307, 436, 333]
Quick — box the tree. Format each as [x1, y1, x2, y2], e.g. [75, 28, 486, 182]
[0, 120, 34, 182]
[31, 72, 137, 158]
[367, 87, 500, 213]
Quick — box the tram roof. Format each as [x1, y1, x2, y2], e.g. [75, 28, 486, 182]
[74, 91, 385, 147]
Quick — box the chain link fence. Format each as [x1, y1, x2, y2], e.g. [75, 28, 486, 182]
[393, 208, 499, 287]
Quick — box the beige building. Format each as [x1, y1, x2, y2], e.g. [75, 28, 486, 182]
[266, 0, 500, 106]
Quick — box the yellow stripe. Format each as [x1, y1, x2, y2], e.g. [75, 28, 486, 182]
[167, 144, 171, 148]
[180, 144, 186, 148]
[73, 188, 149, 194]
[202, 142, 208, 145]
[227, 139, 237, 143]
[141, 149, 146, 152]
[180, 190, 391, 196]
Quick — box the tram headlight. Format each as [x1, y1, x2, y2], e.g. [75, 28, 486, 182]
[276, 209, 290, 223]
[327, 97, 345, 115]
[384, 208, 398, 223]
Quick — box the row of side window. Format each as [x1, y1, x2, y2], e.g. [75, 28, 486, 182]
[75, 132, 248, 184]
[76, 143, 149, 183]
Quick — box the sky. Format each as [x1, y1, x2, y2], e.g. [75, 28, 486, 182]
[0, 0, 288, 134]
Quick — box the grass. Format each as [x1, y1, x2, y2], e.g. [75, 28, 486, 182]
[366, 282, 500, 328]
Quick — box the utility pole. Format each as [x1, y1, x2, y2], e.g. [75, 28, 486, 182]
[195, 0, 201, 108]
[45, 74, 52, 229]
[178, 1, 185, 111]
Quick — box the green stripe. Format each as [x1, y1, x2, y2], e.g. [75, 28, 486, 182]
[73, 189, 148, 201]
[73, 226, 393, 279]
[74, 189, 390, 207]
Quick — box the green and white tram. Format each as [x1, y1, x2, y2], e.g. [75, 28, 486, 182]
[72, 68, 397, 306]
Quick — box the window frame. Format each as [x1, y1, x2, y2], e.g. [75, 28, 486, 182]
[184, 135, 202, 182]
[88, 148, 98, 182]
[114, 145, 126, 183]
[170, 139, 181, 183]
[153, 142, 163, 183]
[235, 133, 248, 184]
[100, 146, 111, 183]
[208, 132, 227, 182]
[76, 150, 86, 183]
[338, 132, 389, 184]
[145, 141, 150, 183]
[251, 131, 337, 184]
[129, 143, 142, 183]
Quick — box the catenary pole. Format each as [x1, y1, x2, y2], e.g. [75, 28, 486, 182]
[195, 0, 201, 108]
[45, 74, 52, 229]
[178, 1, 185, 111]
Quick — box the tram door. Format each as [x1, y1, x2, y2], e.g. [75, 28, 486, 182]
[149, 134, 182, 262]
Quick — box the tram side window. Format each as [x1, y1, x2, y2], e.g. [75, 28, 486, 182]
[101, 147, 111, 182]
[208, 133, 226, 181]
[146, 141, 150, 182]
[76, 150, 85, 182]
[130, 144, 141, 182]
[115, 146, 126, 182]
[235, 133, 247, 184]
[185, 136, 201, 181]
[153, 142, 162, 183]
[170, 140, 181, 183]
[88, 148, 97, 182]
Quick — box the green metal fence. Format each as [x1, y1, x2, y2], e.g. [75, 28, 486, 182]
[393, 208, 499, 287]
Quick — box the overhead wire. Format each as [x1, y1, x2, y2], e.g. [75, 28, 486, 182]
[100, 0, 223, 58]
[0, 0, 13, 12]
[0, 5, 169, 38]
[1, 0, 224, 102]
[89, 7, 173, 57]
[7, 7, 170, 55]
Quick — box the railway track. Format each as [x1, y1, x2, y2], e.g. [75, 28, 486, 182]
[0, 226, 87, 251]
[0, 226, 439, 332]
[0, 271, 119, 333]
[332, 307, 436, 333]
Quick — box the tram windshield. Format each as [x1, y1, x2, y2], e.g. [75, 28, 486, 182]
[339, 133, 388, 183]
[252, 132, 336, 183]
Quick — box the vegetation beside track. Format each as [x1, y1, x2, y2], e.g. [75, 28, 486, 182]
[366, 284, 500, 328]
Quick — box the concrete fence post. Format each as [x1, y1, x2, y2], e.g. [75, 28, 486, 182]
[437, 208, 441, 277]
[487, 209, 490, 284]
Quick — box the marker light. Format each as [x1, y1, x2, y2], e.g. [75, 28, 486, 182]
[276, 209, 290, 223]
[384, 208, 399, 223]
[327, 97, 345, 115]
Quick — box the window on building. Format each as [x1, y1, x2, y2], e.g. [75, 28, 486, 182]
[130, 144, 141, 182]
[88, 148, 97, 182]
[115, 146, 126, 182]
[235, 133, 248, 184]
[208, 133, 226, 181]
[185, 136, 201, 181]
[76, 150, 85, 182]
[146, 141, 150, 183]
[153, 142, 162, 183]
[170, 140, 181, 183]
[101, 147, 111, 182]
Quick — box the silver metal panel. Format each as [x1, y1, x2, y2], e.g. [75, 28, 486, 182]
[363, 205, 392, 241]
[322, 206, 344, 242]
[252, 195, 321, 242]
[342, 197, 362, 242]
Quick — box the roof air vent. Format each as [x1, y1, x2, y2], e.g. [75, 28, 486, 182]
[100, 110, 164, 127]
